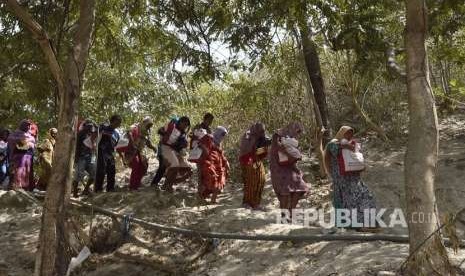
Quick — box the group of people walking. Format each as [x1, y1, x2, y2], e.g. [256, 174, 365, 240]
[0, 114, 377, 230]
[0, 115, 225, 196]
[239, 122, 309, 212]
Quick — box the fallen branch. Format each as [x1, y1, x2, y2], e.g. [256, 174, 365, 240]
[70, 199, 465, 246]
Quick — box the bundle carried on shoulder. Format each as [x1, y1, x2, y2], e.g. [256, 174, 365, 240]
[164, 120, 182, 146]
[278, 136, 302, 166]
[188, 128, 208, 163]
[115, 132, 129, 153]
[340, 138, 365, 172]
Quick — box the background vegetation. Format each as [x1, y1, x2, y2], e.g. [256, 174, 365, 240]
[1, 0, 465, 150]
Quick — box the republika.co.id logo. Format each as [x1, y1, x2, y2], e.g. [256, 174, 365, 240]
[274, 208, 426, 228]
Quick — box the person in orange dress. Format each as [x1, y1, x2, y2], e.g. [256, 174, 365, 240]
[198, 126, 229, 204]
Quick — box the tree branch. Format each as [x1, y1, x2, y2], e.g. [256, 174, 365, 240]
[385, 47, 407, 81]
[4, 0, 65, 95]
[55, 0, 71, 57]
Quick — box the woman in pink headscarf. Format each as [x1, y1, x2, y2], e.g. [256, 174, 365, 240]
[270, 122, 309, 215]
[7, 119, 36, 190]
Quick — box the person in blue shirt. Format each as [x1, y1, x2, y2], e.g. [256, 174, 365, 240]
[95, 115, 122, 193]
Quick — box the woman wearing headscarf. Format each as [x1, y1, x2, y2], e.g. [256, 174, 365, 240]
[7, 119, 36, 190]
[324, 126, 377, 231]
[126, 116, 157, 191]
[36, 128, 58, 190]
[239, 122, 269, 210]
[198, 126, 229, 204]
[270, 122, 309, 215]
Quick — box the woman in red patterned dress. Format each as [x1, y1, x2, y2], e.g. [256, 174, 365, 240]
[198, 126, 229, 204]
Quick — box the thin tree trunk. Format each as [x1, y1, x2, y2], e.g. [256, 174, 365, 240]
[404, 1, 452, 275]
[440, 61, 451, 95]
[39, 1, 96, 274]
[428, 62, 437, 89]
[4, 0, 96, 275]
[345, 52, 389, 142]
[51, 0, 71, 122]
[299, 24, 331, 140]
[301, 70, 327, 177]
[298, 23, 331, 178]
[439, 61, 454, 111]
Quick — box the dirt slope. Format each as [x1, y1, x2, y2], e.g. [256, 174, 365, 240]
[0, 115, 464, 276]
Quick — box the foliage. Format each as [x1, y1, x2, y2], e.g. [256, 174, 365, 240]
[172, 40, 315, 151]
[0, 1, 64, 128]
[1, 0, 465, 138]
[323, 51, 408, 138]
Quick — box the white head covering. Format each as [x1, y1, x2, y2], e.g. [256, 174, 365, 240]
[213, 126, 228, 146]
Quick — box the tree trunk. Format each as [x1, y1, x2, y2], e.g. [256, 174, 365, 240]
[38, 1, 96, 274]
[299, 24, 331, 142]
[298, 23, 331, 178]
[439, 61, 454, 112]
[5, 0, 96, 275]
[404, 1, 452, 275]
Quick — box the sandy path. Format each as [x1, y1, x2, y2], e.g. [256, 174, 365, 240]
[0, 115, 464, 275]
